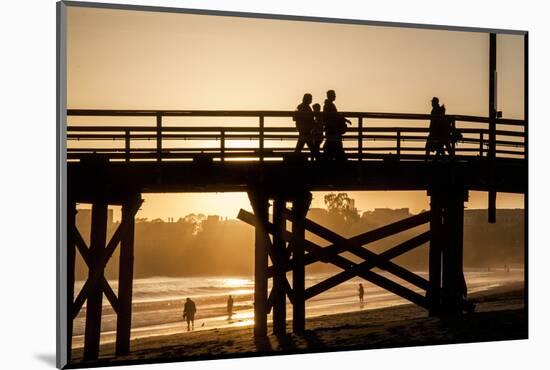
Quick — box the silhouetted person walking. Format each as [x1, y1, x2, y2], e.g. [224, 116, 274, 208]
[293, 93, 319, 160]
[425, 97, 445, 159]
[323, 90, 351, 161]
[438, 105, 455, 157]
[358, 283, 365, 303]
[182, 297, 197, 331]
[227, 295, 234, 320]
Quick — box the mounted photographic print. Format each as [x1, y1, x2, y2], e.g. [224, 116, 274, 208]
[56, 1, 527, 368]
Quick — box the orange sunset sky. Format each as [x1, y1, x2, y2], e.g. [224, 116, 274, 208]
[66, 6, 525, 221]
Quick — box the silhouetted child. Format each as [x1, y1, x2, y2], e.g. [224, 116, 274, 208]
[183, 297, 197, 331]
[227, 295, 234, 320]
[358, 283, 365, 303]
[311, 103, 324, 155]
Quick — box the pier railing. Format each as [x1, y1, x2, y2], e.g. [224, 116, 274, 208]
[66, 110, 525, 162]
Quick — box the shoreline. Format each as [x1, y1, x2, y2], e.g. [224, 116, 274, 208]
[69, 281, 526, 367]
[70, 269, 523, 348]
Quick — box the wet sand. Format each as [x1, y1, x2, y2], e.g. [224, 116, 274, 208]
[69, 282, 526, 368]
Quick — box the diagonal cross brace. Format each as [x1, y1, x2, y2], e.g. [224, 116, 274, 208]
[239, 209, 429, 293]
[283, 211, 430, 291]
[267, 279, 294, 312]
[302, 235, 429, 309]
[300, 211, 430, 260]
[71, 224, 120, 318]
[238, 209, 429, 309]
[72, 199, 143, 319]
[265, 237, 295, 310]
[305, 231, 431, 299]
[267, 210, 430, 276]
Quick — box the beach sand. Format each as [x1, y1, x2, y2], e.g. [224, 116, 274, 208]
[69, 282, 526, 368]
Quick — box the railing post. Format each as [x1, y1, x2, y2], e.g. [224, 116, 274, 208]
[358, 117, 363, 161]
[220, 129, 225, 162]
[125, 129, 130, 163]
[259, 115, 264, 162]
[397, 129, 401, 159]
[156, 113, 162, 162]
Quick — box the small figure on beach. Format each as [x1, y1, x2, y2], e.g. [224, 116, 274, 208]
[358, 283, 365, 304]
[182, 297, 197, 331]
[323, 90, 351, 161]
[293, 93, 319, 160]
[227, 295, 234, 321]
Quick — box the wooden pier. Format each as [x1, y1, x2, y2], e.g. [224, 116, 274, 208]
[65, 106, 525, 362]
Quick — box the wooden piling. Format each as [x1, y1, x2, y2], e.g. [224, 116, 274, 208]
[272, 197, 287, 336]
[248, 191, 269, 337]
[83, 202, 108, 360]
[115, 199, 137, 355]
[428, 193, 442, 316]
[441, 188, 466, 316]
[488, 32, 497, 223]
[292, 193, 311, 333]
[67, 202, 77, 363]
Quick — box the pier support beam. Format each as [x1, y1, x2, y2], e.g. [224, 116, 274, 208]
[428, 195, 442, 316]
[66, 201, 77, 363]
[272, 197, 287, 336]
[429, 179, 468, 318]
[115, 198, 138, 355]
[292, 193, 311, 333]
[83, 202, 108, 361]
[69, 195, 142, 361]
[248, 191, 270, 338]
[441, 193, 466, 316]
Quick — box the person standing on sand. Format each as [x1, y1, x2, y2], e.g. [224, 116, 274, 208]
[227, 295, 234, 320]
[182, 297, 197, 331]
[358, 283, 365, 303]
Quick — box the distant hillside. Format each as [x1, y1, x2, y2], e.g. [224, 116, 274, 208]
[74, 208, 524, 280]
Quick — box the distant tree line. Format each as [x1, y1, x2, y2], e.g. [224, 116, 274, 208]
[74, 193, 524, 280]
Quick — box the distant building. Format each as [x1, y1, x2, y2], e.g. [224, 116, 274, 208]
[202, 215, 221, 228]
